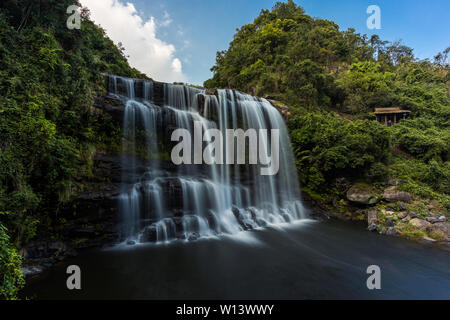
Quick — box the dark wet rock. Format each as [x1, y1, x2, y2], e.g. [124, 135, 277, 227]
[206, 211, 219, 232]
[256, 218, 268, 227]
[232, 206, 254, 230]
[19, 240, 80, 277]
[92, 155, 123, 183]
[386, 227, 398, 236]
[140, 226, 157, 243]
[127, 240, 136, 246]
[385, 217, 395, 227]
[161, 178, 184, 210]
[409, 211, 418, 219]
[368, 223, 378, 232]
[48, 241, 68, 252]
[172, 217, 185, 237]
[93, 95, 125, 122]
[426, 216, 440, 224]
[281, 212, 293, 223]
[172, 209, 184, 217]
[188, 232, 200, 241]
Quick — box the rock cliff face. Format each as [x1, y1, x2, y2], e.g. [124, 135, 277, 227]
[21, 155, 122, 276]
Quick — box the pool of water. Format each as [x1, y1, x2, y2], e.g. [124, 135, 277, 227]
[22, 219, 450, 299]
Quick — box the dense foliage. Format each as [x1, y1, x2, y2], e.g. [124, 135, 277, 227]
[206, 1, 449, 212]
[0, 219, 24, 300]
[0, 0, 146, 298]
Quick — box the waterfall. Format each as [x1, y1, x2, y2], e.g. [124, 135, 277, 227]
[108, 75, 306, 244]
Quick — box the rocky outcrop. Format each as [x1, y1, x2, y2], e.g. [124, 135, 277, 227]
[346, 184, 379, 205]
[93, 95, 125, 122]
[409, 218, 432, 231]
[20, 241, 78, 277]
[427, 222, 450, 242]
[21, 155, 123, 276]
[367, 210, 378, 231]
[382, 186, 412, 203]
[267, 99, 291, 120]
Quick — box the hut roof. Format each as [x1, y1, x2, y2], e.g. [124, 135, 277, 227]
[374, 108, 411, 115]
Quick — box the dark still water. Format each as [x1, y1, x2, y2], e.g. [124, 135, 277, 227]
[23, 220, 450, 300]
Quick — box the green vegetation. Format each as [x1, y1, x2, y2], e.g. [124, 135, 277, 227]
[0, 218, 24, 300]
[0, 0, 147, 298]
[205, 0, 449, 215]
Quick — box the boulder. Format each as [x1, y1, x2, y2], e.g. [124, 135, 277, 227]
[427, 222, 450, 242]
[346, 185, 379, 205]
[426, 216, 440, 224]
[140, 225, 158, 243]
[187, 232, 200, 241]
[386, 227, 398, 236]
[398, 212, 408, 219]
[408, 211, 418, 219]
[401, 215, 411, 222]
[367, 210, 378, 225]
[382, 186, 412, 203]
[385, 217, 395, 227]
[410, 218, 432, 231]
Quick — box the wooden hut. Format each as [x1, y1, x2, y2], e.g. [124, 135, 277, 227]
[374, 108, 411, 126]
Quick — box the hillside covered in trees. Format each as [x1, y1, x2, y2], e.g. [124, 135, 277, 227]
[205, 1, 449, 229]
[0, 0, 147, 299]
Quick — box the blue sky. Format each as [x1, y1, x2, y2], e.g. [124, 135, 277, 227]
[83, 0, 450, 85]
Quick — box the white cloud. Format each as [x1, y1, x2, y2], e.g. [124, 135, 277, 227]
[80, 0, 187, 83]
[159, 11, 172, 27]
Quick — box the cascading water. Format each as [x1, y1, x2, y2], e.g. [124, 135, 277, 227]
[108, 74, 306, 244]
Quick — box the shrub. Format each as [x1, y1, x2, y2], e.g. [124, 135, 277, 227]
[0, 221, 24, 300]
